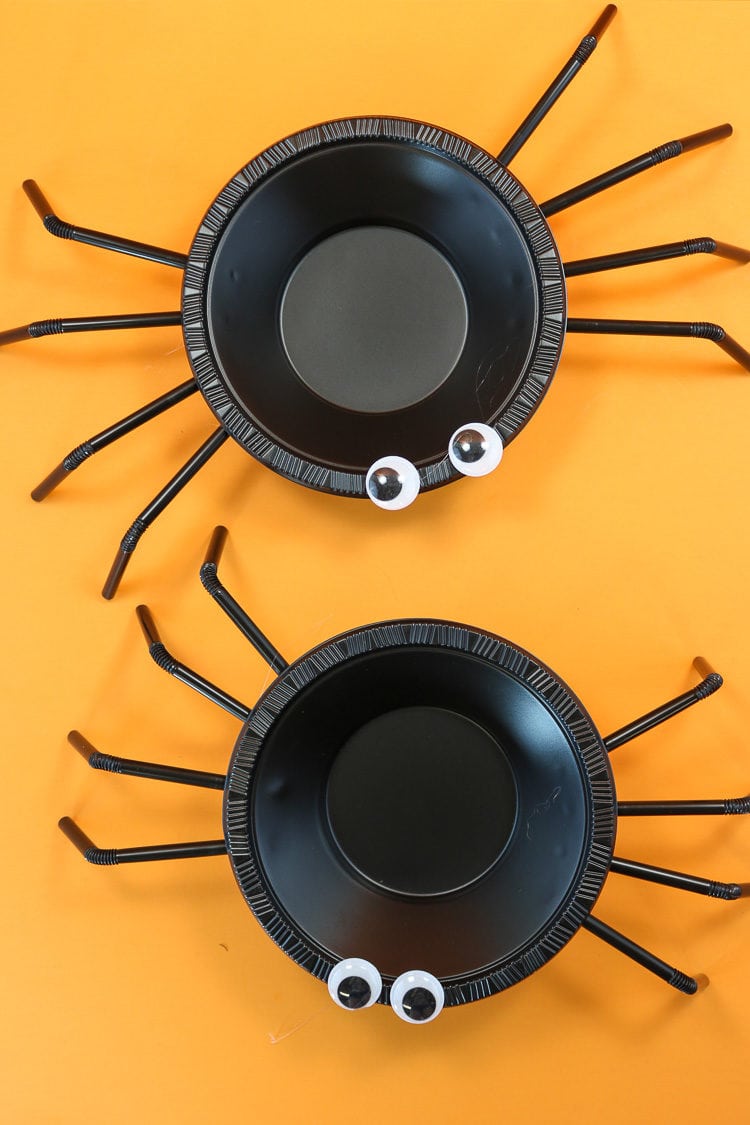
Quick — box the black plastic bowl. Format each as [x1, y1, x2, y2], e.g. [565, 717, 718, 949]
[224, 619, 615, 1007]
[183, 117, 566, 497]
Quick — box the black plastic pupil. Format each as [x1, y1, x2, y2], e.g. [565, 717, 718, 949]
[337, 975, 371, 1009]
[369, 466, 403, 502]
[403, 986, 436, 1021]
[453, 429, 486, 464]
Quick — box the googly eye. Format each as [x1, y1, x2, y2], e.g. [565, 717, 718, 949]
[365, 456, 421, 510]
[327, 957, 382, 1010]
[448, 423, 503, 477]
[390, 970, 445, 1024]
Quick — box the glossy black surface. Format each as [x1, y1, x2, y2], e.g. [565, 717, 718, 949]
[249, 646, 592, 979]
[337, 976, 371, 1009]
[403, 987, 436, 1021]
[207, 140, 539, 470]
[326, 705, 517, 896]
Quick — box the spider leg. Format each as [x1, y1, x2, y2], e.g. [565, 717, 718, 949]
[23, 179, 187, 269]
[582, 915, 702, 994]
[102, 426, 228, 600]
[618, 795, 750, 816]
[497, 5, 616, 166]
[58, 817, 226, 865]
[31, 378, 198, 501]
[200, 526, 288, 673]
[541, 124, 731, 217]
[603, 658, 722, 752]
[68, 730, 225, 790]
[566, 318, 750, 373]
[564, 238, 750, 277]
[0, 311, 182, 347]
[610, 857, 746, 900]
[136, 604, 252, 722]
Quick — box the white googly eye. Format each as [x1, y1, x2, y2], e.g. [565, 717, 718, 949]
[365, 456, 421, 510]
[327, 957, 382, 1010]
[448, 423, 503, 477]
[390, 970, 445, 1024]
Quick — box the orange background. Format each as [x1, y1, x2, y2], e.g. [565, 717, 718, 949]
[1, 1, 749, 1121]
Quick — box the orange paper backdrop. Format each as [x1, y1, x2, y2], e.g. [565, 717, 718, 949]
[1, 2, 749, 1122]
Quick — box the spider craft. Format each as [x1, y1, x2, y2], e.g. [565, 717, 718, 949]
[1, 5, 748, 596]
[58, 527, 750, 1023]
